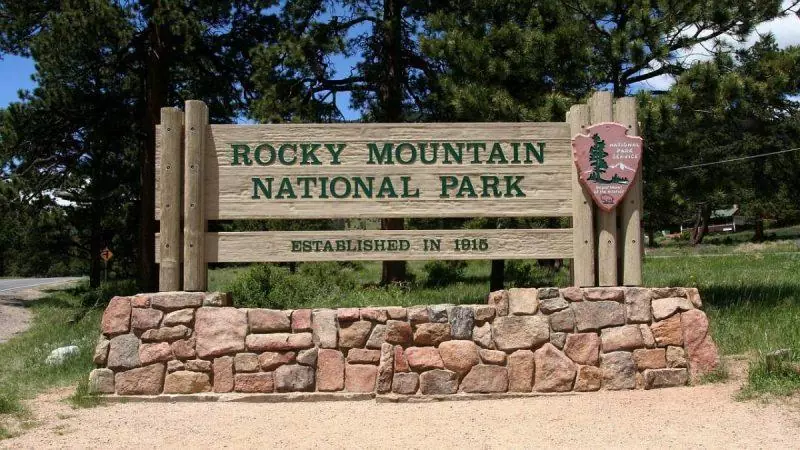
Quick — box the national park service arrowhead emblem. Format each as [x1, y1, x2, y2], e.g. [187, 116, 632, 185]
[572, 122, 643, 212]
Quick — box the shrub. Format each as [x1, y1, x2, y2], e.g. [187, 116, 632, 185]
[226, 262, 360, 309]
[423, 260, 466, 287]
[78, 279, 140, 309]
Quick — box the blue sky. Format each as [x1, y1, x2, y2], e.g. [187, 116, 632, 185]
[0, 55, 36, 106]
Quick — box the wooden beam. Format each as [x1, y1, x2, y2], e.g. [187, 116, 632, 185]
[158, 108, 183, 291]
[568, 104, 595, 286]
[183, 100, 209, 291]
[614, 97, 643, 285]
[588, 92, 617, 286]
[156, 229, 574, 263]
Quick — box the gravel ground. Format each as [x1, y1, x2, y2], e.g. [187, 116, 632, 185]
[2, 376, 799, 449]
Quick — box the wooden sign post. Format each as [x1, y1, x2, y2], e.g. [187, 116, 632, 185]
[155, 92, 643, 291]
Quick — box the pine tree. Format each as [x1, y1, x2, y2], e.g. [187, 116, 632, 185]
[588, 134, 609, 182]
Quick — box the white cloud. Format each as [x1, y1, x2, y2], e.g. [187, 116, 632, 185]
[629, 2, 800, 93]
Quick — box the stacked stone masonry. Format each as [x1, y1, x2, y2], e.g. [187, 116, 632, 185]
[89, 287, 719, 397]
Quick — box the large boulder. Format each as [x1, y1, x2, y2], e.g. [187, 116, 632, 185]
[438, 340, 480, 375]
[195, 307, 247, 358]
[492, 316, 549, 351]
[460, 365, 508, 393]
[533, 343, 576, 392]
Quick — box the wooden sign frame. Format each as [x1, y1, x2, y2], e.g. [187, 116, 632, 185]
[155, 92, 642, 291]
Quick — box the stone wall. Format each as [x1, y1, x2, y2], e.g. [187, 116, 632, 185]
[88, 287, 719, 397]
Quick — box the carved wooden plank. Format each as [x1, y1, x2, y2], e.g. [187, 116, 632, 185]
[614, 97, 643, 285]
[158, 108, 183, 291]
[588, 91, 617, 286]
[156, 122, 573, 219]
[156, 229, 573, 262]
[568, 104, 595, 286]
[183, 101, 208, 291]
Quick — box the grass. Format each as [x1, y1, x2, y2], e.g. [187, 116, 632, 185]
[0, 286, 103, 438]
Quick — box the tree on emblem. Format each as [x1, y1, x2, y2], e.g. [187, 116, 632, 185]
[588, 134, 609, 182]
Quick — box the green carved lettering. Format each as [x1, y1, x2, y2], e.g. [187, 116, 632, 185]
[487, 142, 509, 164]
[456, 176, 478, 198]
[504, 175, 525, 197]
[400, 176, 419, 198]
[376, 177, 398, 198]
[367, 143, 393, 164]
[231, 144, 252, 166]
[254, 143, 276, 165]
[325, 143, 346, 165]
[300, 143, 322, 165]
[439, 175, 458, 198]
[251, 177, 272, 199]
[395, 142, 417, 164]
[524, 142, 545, 163]
[278, 144, 297, 165]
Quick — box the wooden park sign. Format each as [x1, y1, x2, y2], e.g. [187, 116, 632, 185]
[154, 92, 643, 292]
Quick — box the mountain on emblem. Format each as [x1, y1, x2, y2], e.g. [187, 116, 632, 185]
[572, 122, 643, 212]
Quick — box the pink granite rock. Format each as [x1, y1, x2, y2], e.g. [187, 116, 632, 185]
[405, 347, 445, 371]
[360, 308, 388, 323]
[274, 364, 315, 392]
[633, 348, 667, 370]
[245, 333, 313, 352]
[162, 308, 195, 327]
[643, 368, 689, 389]
[234, 353, 260, 372]
[376, 343, 394, 394]
[170, 337, 196, 360]
[115, 363, 165, 395]
[600, 325, 645, 352]
[407, 306, 429, 324]
[491, 316, 549, 351]
[149, 292, 203, 310]
[624, 287, 652, 323]
[345, 364, 377, 392]
[258, 351, 296, 371]
[533, 343, 576, 392]
[234, 372, 274, 393]
[563, 333, 600, 366]
[507, 350, 534, 392]
[248, 309, 291, 332]
[574, 365, 602, 392]
[392, 372, 419, 394]
[419, 369, 458, 395]
[438, 340, 480, 375]
[212, 356, 234, 393]
[413, 323, 451, 346]
[394, 345, 410, 372]
[107, 334, 141, 370]
[385, 307, 407, 320]
[138, 342, 173, 365]
[600, 351, 636, 390]
[185, 359, 211, 372]
[317, 349, 345, 392]
[339, 321, 373, 348]
[163, 371, 211, 394]
[652, 297, 694, 321]
[479, 349, 507, 365]
[487, 290, 509, 316]
[102, 296, 131, 336]
[312, 309, 338, 348]
[194, 307, 247, 358]
[88, 368, 115, 394]
[337, 308, 361, 322]
[560, 287, 584, 302]
[131, 308, 162, 333]
[651, 314, 683, 346]
[584, 287, 624, 302]
[131, 295, 150, 308]
[508, 288, 538, 315]
[384, 320, 413, 345]
[292, 309, 312, 331]
[140, 325, 190, 342]
[460, 365, 508, 393]
[681, 309, 720, 381]
[347, 348, 381, 364]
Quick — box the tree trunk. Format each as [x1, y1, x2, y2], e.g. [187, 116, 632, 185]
[690, 204, 711, 246]
[753, 215, 764, 242]
[137, 12, 170, 291]
[379, 0, 407, 285]
[490, 260, 505, 291]
[647, 228, 657, 248]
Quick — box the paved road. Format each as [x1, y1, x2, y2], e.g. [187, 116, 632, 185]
[0, 276, 82, 294]
[0, 277, 82, 344]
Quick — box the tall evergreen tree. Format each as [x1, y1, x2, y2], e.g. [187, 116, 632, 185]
[0, 0, 280, 288]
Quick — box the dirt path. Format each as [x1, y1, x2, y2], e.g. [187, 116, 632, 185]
[0, 279, 80, 344]
[3, 377, 799, 449]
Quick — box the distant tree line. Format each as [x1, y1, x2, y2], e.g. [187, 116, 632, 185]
[0, 0, 798, 288]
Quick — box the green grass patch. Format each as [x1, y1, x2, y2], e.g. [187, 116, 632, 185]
[0, 285, 103, 436]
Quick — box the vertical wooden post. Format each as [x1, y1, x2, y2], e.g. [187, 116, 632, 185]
[183, 100, 208, 291]
[588, 91, 617, 286]
[158, 108, 184, 292]
[615, 97, 643, 285]
[568, 105, 595, 286]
